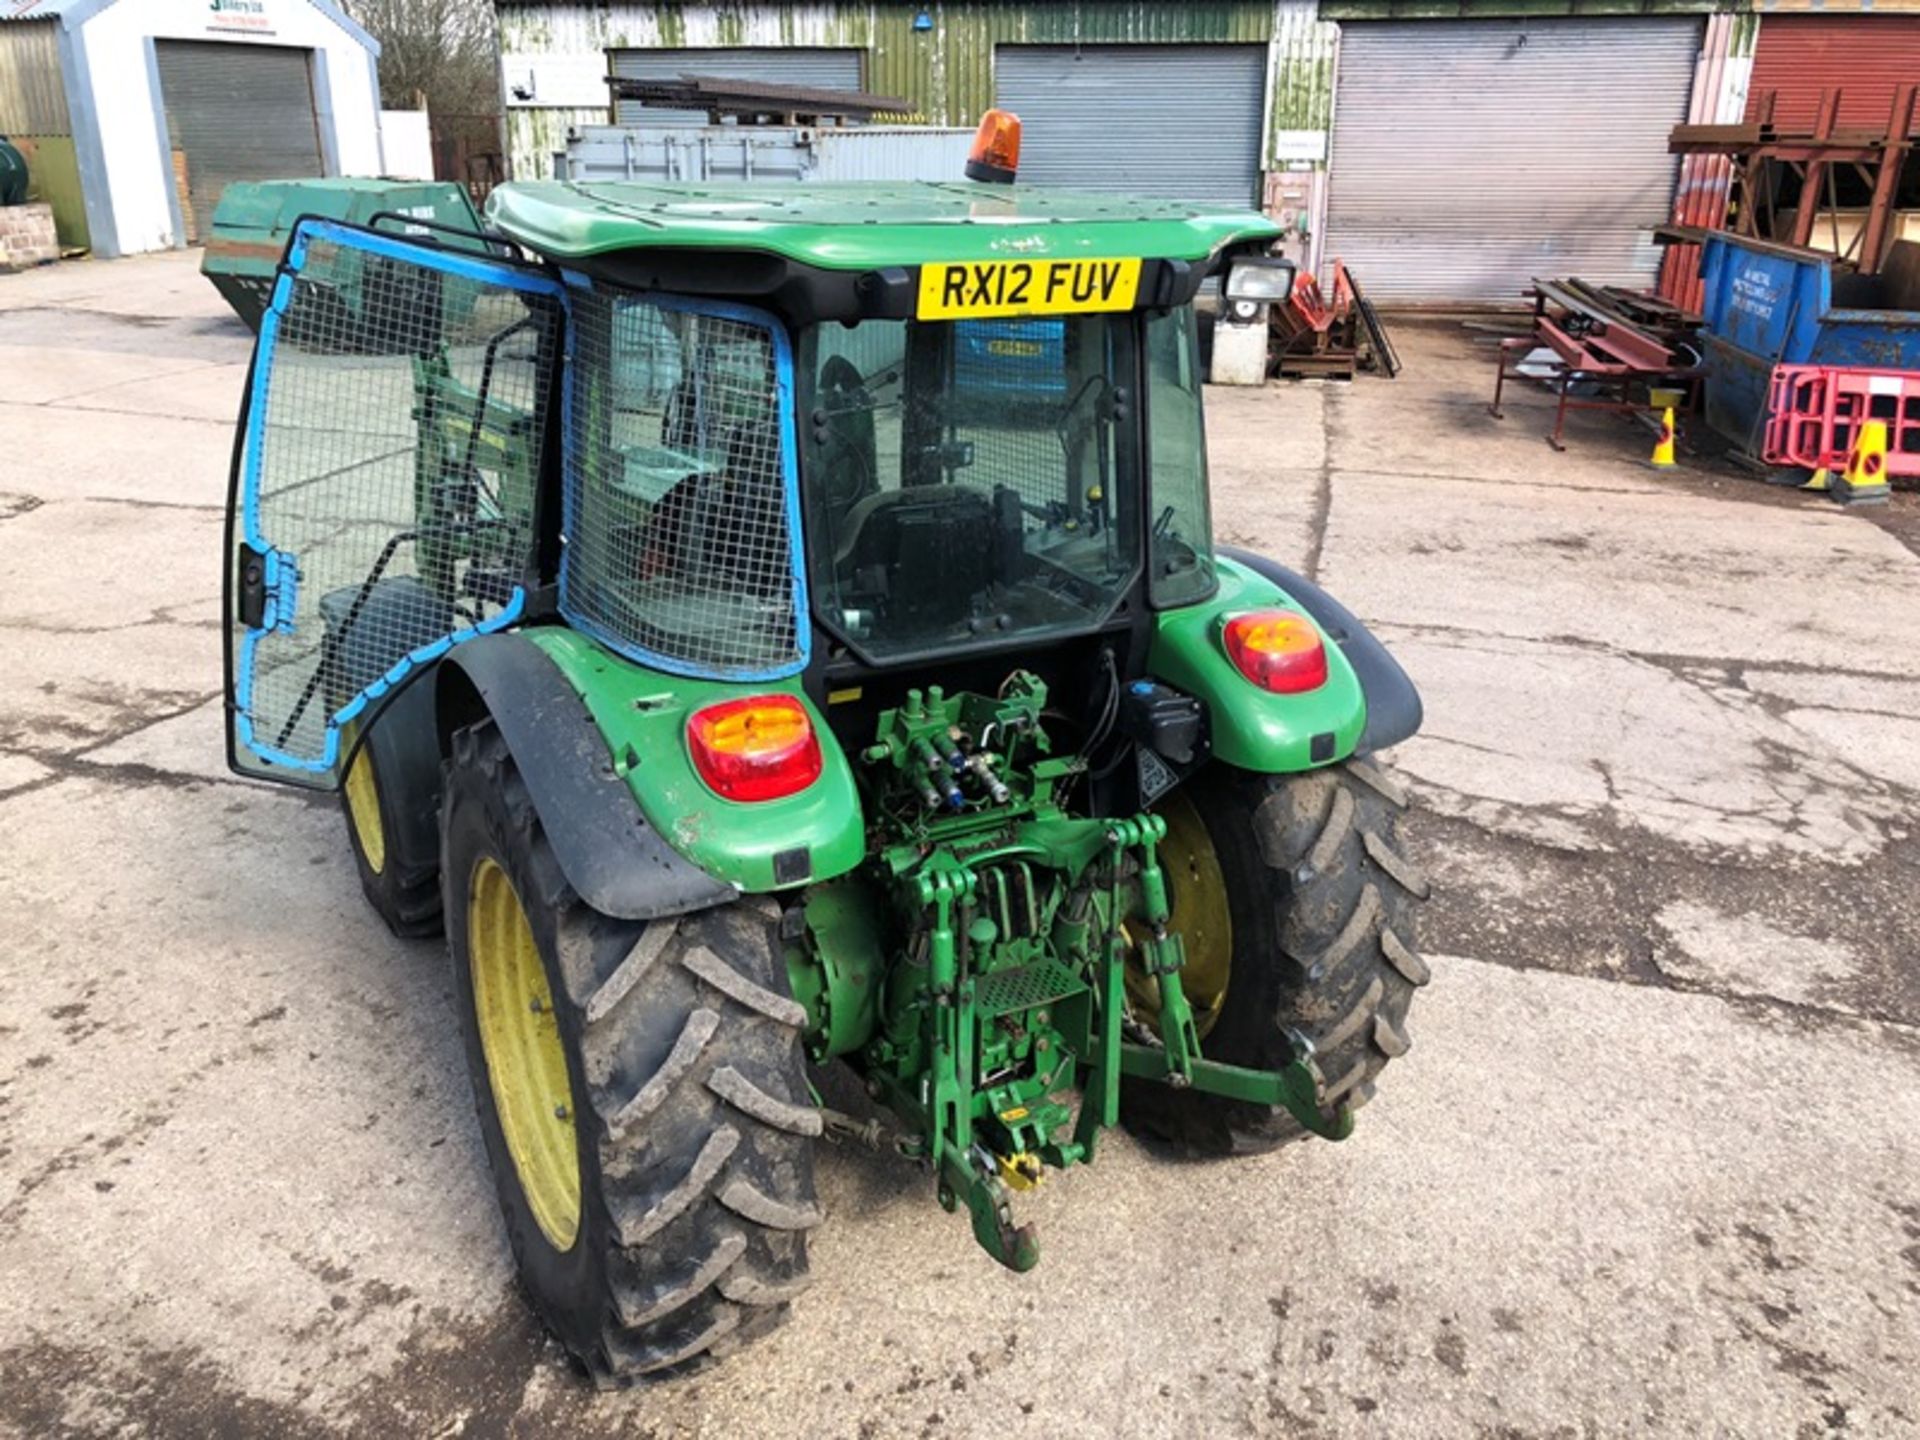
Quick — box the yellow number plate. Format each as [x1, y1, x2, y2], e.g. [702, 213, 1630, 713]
[916, 258, 1142, 320]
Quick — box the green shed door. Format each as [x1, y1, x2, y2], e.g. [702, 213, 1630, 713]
[609, 48, 864, 126]
[155, 40, 326, 243]
[993, 45, 1267, 207]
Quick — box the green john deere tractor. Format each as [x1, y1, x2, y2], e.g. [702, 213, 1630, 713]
[223, 120, 1428, 1386]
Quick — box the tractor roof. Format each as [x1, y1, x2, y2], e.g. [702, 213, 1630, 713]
[485, 180, 1282, 271]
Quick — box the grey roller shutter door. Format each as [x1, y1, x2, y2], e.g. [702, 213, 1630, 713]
[994, 46, 1266, 207]
[1325, 19, 1698, 303]
[610, 48, 863, 125]
[155, 41, 324, 243]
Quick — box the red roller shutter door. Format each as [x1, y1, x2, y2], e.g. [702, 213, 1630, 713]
[1745, 16, 1920, 132]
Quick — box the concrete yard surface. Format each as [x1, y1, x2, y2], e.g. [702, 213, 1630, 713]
[2, 252, 1918, 1438]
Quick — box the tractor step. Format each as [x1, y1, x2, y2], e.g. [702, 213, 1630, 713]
[974, 957, 1086, 1017]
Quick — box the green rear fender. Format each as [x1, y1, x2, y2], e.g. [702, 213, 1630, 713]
[1148, 558, 1367, 772]
[525, 629, 865, 894]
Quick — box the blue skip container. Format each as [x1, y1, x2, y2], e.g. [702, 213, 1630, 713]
[1698, 232, 1920, 454]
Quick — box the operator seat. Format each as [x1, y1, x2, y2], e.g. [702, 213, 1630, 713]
[830, 484, 996, 629]
[640, 425, 787, 597]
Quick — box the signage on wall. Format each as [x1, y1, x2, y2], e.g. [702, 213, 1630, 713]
[207, 0, 278, 37]
[1269, 130, 1327, 164]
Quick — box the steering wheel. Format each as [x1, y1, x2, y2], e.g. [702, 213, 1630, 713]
[817, 354, 879, 511]
[1054, 372, 1113, 456]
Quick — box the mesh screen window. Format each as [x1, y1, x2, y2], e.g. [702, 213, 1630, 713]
[232, 226, 557, 776]
[562, 290, 804, 678]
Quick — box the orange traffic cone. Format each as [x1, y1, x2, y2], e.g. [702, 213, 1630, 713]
[1833, 420, 1891, 505]
[1648, 407, 1677, 470]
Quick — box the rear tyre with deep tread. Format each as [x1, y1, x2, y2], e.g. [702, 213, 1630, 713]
[442, 718, 820, 1386]
[1123, 757, 1430, 1156]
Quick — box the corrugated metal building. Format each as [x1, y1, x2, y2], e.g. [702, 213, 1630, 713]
[495, 3, 1338, 195]
[492, 0, 1920, 304]
[0, 0, 385, 258]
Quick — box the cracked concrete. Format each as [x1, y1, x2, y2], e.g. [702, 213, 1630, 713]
[1653, 899, 1860, 1010]
[1381, 627, 1909, 862]
[2, 258, 1918, 1438]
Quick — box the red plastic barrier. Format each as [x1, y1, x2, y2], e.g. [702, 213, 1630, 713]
[1763, 364, 1920, 479]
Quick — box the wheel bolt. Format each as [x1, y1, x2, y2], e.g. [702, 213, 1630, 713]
[554, 1104, 569, 1120]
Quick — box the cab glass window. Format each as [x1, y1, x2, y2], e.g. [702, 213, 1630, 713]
[799, 314, 1140, 662]
[1144, 306, 1215, 608]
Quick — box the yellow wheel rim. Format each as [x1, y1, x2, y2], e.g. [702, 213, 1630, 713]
[343, 746, 386, 876]
[468, 856, 581, 1251]
[1125, 787, 1234, 1039]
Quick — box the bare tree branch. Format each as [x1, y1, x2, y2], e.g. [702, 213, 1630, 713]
[347, 0, 498, 130]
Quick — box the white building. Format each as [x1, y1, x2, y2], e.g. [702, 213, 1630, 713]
[0, 0, 383, 257]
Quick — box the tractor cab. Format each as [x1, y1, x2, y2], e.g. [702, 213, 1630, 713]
[497, 179, 1267, 653]
[470, 171, 1285, 799]
[225, 151, 1296, 794]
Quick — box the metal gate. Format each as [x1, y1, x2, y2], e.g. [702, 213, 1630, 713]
[993, 45, 1266, 207]
[154, 41, 325, 244]
[1325, 19, 1699, 303]
[610, 48, 863, 126]
[562, 124, 973, 184]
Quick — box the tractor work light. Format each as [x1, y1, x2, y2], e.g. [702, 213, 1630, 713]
[966, 109, 1022, 184]
[1223, 257, 1297, 323]
[1222, 610, 1329, 694]
[687, 695, 824, 802]
[1224, 257, 1296, 303]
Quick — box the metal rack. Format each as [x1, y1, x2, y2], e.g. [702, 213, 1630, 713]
[1666, 83, 1919, 279]
[1488, 280, 1703, 450]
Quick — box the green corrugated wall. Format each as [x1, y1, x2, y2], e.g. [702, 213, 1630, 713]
[0, 19, 89, 250]
[496, 2, 1344, 179]
[863, 2, 1282, 130]
[10, 136, 89, 251]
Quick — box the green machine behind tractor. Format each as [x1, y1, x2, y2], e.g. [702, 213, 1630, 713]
[223, 114, 1430, 1385]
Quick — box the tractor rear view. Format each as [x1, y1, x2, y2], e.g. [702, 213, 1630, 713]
[222, 114, 1429, 1385]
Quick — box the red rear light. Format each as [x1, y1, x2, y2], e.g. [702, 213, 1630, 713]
[1223, 610, 1328, 694]
[966, 108, 1021, 183]
[687, 695, 823, 802]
